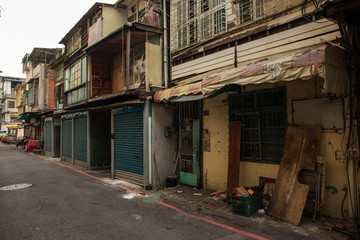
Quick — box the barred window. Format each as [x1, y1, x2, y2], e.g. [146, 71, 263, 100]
[229, 88, 287, 164]
[171, 0, 227, 50]
[235, 0, 264, 24]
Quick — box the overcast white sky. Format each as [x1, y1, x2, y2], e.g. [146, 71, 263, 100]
[0, 0, 115, 78]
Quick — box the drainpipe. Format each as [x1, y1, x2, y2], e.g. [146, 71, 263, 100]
[163, 0, 168, 88]
[148, 97, 152, 186]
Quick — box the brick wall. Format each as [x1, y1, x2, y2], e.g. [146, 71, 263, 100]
[47, 69, 55, 110]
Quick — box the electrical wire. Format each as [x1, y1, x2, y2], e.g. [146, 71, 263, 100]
[301, 0, 324, 22]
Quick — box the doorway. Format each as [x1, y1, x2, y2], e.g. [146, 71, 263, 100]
[179, 101, 201, 187]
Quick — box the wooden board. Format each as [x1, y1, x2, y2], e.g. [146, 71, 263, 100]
[172, 47, 235, 80]
[266, 125, 322, 226]
[227, 122, 242, 197]
[237, 20, 338, 61]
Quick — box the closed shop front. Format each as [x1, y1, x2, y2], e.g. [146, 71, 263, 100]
[44, 119, 53, 155]
[113, 104, 144, 185]
[62, 116, 72, 162]
[74, 113, 88, 167]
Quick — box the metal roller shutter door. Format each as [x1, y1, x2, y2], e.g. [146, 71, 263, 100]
[114, 104, 144, 184]
[74, 117, 87, 162]
[62, 119, 72, 158]
[45, 120, 52, 153]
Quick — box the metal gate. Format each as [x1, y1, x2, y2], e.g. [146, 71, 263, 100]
[113, 104, 144, 185]
[179, 101, 201, 187]
[44, 120, 52, 154]
[62, 118, 72, 159]
[74, 115, 87, 166]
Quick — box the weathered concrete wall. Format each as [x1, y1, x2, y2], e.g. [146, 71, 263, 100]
[38, 64, 46, 110]
[103, 6, 127, 37]
[151, 104, 178, 187]
[202, 94, 229, 191]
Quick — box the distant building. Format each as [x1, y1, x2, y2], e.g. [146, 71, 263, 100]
[0, 76, 26, 136]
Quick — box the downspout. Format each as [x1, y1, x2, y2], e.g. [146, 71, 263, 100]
[163, 0, 168, 88]
[148, 97, 152, 186]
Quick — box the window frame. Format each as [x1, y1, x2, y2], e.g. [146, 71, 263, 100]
[67, 28, 81, 56]
[173, 0, 227, 50]
[8, 100, 15, 109]
[64, 58, 85, 92]
[236, 0, 264, 25]
[229, 88, 287, 165]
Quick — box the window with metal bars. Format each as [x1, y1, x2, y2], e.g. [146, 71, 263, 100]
[172, 0, 226, 50]
[178, 101, 202, 119]
[235, 0, 264, 24]
[229, 88, 286, 164]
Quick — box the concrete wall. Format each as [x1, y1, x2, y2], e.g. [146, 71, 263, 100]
[151, 103, 178, 187]
[202, 94, 229, 190]
[4, 81, 11, 94]
[202, 78, 350, 218]
[32, 64, 46, 110]
[103, 6, 127, 37]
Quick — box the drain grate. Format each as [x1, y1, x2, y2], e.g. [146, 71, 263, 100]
[0, 183, 33, 191]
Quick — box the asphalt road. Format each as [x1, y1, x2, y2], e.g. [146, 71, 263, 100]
[0, 143, 262, 240]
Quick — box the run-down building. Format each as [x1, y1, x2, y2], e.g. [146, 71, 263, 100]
[19, 48, 60, 140]
[0, 76, 25, 136]
[154, 0, 357, 220]
[45, 1, 175, 187]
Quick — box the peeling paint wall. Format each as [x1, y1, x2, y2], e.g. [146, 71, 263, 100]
[202, 94, 229, 190]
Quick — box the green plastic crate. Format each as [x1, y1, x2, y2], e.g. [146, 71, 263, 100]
[231, 189, 262, 217]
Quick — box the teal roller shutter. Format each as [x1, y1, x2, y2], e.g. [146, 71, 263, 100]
[62, 119, 72, 158]
[45, 120, 53, 153]
[74, 116, 87, 162]
[114, 104, 144, 176]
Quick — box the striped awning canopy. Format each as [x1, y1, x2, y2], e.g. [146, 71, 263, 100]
[154, 45, 348, 102]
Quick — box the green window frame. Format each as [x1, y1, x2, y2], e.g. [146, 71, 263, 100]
[64, 58, 84, 92]
[229, 88, 287, 164]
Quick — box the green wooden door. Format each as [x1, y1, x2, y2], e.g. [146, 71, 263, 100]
[179, 118, 200, 187]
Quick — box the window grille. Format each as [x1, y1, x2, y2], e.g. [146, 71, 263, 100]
[235, 0, 264, 24]
[179, 101, 202, 119]
[8, 101, 15, 109]
[229, 88, 286, 164]
[171, 0, 227, 51]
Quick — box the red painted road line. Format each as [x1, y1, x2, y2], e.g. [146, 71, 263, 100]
[158, 202, 269, 240]
[18, 147, 268, 240]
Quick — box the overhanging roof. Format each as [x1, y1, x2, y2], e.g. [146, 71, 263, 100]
[59, 2, 115, 45]
[28, 48, 60, 63]
[155, 45, 348, 102]
[85, 22, 162, 55]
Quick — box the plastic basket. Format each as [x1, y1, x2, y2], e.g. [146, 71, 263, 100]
[231, 189, 262, 217]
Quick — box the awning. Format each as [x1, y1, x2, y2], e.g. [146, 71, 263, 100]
[154, 45, 348, 102]
[26, 78, 35, 84]
[18, 114, 36, 120]
[171, 94, 207, 102]
[7, 126, 21, 129]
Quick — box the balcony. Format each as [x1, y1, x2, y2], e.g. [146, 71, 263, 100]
[86, 23, 163, 99]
